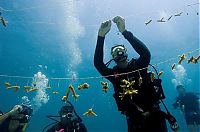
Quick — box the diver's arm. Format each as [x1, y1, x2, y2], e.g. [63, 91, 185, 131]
[0, 112, 12, 125]
[94, 36, 113, 76]
[172, 97, 180, 109]
[0, 105, 22, 125]
[79, 123, 88, 132]
[122, 30, 151, 67]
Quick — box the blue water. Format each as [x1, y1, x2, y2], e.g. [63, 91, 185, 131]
[0, 0, 199, 131]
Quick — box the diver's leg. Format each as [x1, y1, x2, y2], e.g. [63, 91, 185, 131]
[154, 117, 168, 132]
[126, 117, 141, 132]
[136, 111, 168, 132]
[187, 125, 196, 132]
[127, 117, 134, 132]
[195, 113, 200, 132]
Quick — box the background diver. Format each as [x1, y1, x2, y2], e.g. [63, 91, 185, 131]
[43, 101, 87, 132]
[94, 15, 178, 132]
[173, 84, 200, 132]
[0, 104, 33, 132]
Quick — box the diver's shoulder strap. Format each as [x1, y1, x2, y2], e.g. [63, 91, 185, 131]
[21, 123, 28, 132]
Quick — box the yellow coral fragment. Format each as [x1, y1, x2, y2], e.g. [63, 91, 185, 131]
[171, 63, 176, 70]
[4, 82, 11, 87]
[24, 86, 32, 92]
[178, 54, 186, 64]
[53, 91, 59, 94]
[78, 83, 90, 90]
[83, 108, 97, 117]
[150, 72, 155, 82]
[6, 86, 20, 93]
[101, 81, 109, 93]
[138, 76, 143, 86]
[28, 88, 39, 92]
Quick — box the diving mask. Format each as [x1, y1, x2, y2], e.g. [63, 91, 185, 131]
[111, 45, 128, 62]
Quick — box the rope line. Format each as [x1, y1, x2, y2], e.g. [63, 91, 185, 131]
[0, 2, 199, 27]
[0, 48, 199, 81]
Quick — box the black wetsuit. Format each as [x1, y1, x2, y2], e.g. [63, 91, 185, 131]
[46, 120, 87, 132]
[0, 117, 22, 132]
[173, 92, 200, 125]
[94, 30, 167, 132]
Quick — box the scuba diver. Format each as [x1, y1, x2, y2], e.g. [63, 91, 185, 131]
[94, 16, 178, 132]
[43, 101, 87, 132]
[173, 85, 200, 132]
[0, 104, 33, 132]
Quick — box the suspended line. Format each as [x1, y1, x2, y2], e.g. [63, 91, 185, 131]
[0, 2, 199, 27]
[0, 75, 33, 79]
[0, 48, 199, 81]
[0, 5, 47, 12]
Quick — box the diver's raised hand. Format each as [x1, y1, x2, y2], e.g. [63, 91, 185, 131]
[112, 16, 125, 33]
[98, 20, 111, 37]
[9, 105, 23, 116]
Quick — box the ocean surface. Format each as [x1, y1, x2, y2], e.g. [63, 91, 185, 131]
[0, 0, 199, 131]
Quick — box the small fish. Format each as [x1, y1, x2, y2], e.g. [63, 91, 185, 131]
[174, 12, 183, 16]
[158, 71, 163, 78]
[197, 12, 199, 15]
[157, 17, 166, 22]
[53, 91, 59, 94]
[138, 76, 143, 86]
[171, 63, 176, 70]
[28, 88, 39, 92]
[83, 108, 97, 116]
[145, 20, 152, 25]
[167, 15, 173, 21]
[38, 65, 42, 68]
[4, 82, 11, 87]
[178, 54, 186, 64]
[150, 72, 155, 82]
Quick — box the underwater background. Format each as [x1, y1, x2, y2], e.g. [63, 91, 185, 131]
[0, 0, 199, 131]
